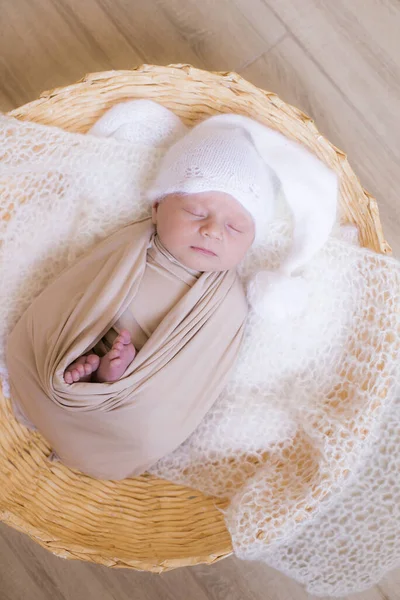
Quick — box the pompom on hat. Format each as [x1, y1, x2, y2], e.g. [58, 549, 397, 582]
[147, 112, 338, 320]
[89, 99, 188, 146]
[90, 100, 338, 319]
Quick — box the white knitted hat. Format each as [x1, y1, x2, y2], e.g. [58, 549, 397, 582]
[147, 112, 338, 319]
[147, 123, 276, 245]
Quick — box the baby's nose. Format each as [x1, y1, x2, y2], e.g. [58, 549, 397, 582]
[201, 221, 222, 240]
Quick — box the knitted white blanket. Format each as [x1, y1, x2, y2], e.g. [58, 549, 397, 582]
[1, 113, 399, 596]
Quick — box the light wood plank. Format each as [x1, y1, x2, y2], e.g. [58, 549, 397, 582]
[1, 522, 393, 600]
[265, 0, 400, 161]
[0, 523, 211, 600]
[0, 0, 138, 109]
[0, 0, 285, 111]
[154, 0, 286, 71]
[0, 0, 196, 110]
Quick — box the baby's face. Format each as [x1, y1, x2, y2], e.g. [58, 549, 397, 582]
[152, 191, 255, 271]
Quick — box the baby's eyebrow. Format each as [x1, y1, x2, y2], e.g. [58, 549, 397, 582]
[186, 204, 206, 212]
[182, 197, 205, 207]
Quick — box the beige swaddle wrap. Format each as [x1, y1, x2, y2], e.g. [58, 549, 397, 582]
[102, 234, 202, 352]
[6, 218, 248, 480]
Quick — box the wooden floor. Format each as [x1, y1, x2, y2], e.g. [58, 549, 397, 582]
[1, 1, 400, 598]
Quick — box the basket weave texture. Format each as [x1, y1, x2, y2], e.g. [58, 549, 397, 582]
[0, 64, 389, 572]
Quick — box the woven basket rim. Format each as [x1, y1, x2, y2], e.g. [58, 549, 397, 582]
[1, 63, 390, 573]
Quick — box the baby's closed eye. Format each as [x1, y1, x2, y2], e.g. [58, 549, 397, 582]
[184, 208, 206, 218]
[227, 224, 243, 233]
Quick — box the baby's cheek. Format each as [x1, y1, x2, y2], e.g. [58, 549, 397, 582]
[228, 240, 248, 267]
[170, 221, 194, 248]
[181, 220, 198, 239]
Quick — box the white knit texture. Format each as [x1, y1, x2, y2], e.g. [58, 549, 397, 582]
[1, 112, 399, 596]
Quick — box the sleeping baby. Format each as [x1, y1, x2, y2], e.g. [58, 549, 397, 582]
[6, 106, 337, 479]
[63, 188, 256, 384]
[62, 110, 281, 387]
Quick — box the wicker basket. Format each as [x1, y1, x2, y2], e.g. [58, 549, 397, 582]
[0, 64, 389, 572]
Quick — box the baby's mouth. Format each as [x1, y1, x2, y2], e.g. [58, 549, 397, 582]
[190, 246, 217, 257]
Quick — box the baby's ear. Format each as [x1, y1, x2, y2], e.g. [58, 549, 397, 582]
[151, 203, 159, 225]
